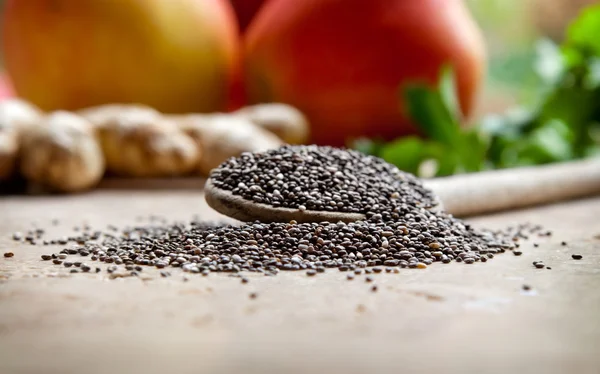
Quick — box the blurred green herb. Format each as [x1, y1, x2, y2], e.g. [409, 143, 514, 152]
[353, 4, 600, 177]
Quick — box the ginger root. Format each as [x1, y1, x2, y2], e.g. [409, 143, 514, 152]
[95, 106, 199, 177]
[173, 113, 284, 175]
[233, 103, 309, 144]
[77, 104, 159, 129]
[0, 99, 44, 180]
[20, 111, 105, 192]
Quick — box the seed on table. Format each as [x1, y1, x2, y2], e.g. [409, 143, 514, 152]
[58, 254, 67, 260]
[522, 284, 531, 291]
[81, 265, 91, 272]
[107, 265, 118, 273]
[26, 146, 538, 279]
[534, 262, 545, 269]
[347, 274, 355, 280]
[95, 267, 101, 273]
[546, 266, 552, 270]
[160, 271, 171, 278]
[73, 262, 82, 267]
[70, 269, 79, 273]
[533, 243, 539, 247]
[249, 292, 258, 300]
[571, 254, 583, 260]
[306, 269, 317, 276]
[513, 251, 523, 256]
[392, 267, 400, 273]
[63, 262, 73, 268]
[41, 254, 52, 261]
[241, 277, 249, 284]
[561, 241, 567, 246]
[365, 276, 373, 283]
[3, 252, 14, 258]
[371, 285, 378, 292]
[52, 259, 62, 265]
[12, 232, 22, 241]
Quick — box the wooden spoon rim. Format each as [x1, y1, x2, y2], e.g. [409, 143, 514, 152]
[204, 178, 366, 223]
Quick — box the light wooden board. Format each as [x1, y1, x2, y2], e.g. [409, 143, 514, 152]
[0, 185, 599, 374]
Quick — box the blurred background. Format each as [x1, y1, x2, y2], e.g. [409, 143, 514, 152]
[0, 0, 595, 116]
[466, 0, 597, 118]
[1, 0, 598, 193]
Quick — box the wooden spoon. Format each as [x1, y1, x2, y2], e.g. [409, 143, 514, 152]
[205, 157, 600, 222]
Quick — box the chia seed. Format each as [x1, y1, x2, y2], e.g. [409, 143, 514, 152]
[19, 146, 540, 280]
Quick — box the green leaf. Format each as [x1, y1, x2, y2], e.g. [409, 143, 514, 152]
[379, 137, 429, 175]
[402, 84, 460, 145]
[438, 64, 461, 120]
[565, 4, 600, 56]
[535, 39, 565, 86]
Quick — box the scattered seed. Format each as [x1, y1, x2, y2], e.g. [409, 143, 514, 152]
[365, 276, 373, 283]
[3, 252, 14, 258]
[561, 241, 567, 246]
[52, 259, 62, 265]
[347, 274, 355, 280]
[20, 146, 546, 282]
[534, 262, 545, 269]
[571, 254, 583, 260]
[41, 254, 52, 261]
[513, 251, 523, 256]
[249, 292, 258, 299]
[522, 284, 531, 291]
[12, 232, 22, 241]
[241, 277, 249, 284]
[371, 285, 378, 292]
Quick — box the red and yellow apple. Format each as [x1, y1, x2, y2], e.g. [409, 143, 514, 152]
[229, 0, 267, 34]
[2, 0, 240, 113]
[244, 0, 486, 146]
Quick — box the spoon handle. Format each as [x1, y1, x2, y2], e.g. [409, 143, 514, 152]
[423, 157, 600, 217]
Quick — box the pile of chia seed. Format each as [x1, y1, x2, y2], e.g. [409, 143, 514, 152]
[210, 145, 439, 217]
[30, 145, 535, 277]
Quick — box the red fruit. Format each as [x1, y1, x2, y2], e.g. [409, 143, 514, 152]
[244, 0, 486, 146]
[229, 0, 267, 34]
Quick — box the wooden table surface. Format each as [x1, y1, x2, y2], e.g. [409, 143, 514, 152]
[0, 182, 599, 374]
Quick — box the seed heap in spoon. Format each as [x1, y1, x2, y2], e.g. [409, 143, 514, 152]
[33, 145, 522, 276]
[206, 145, 440, 223]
